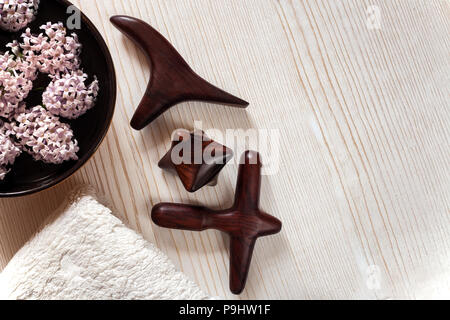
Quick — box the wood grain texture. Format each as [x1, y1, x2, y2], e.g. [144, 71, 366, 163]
[0, 0, 449, 299]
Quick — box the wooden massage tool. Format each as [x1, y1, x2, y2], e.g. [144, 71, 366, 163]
[158, 129, 234, 193]
[110, 15, 249, 130]
[110, 15, 281, 295]
[152, 151, 282, 294]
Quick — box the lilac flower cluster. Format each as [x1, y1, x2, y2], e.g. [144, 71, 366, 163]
[43, 70, 99, 119]
[0, 121, 21, 180]
[6, 40, 38, 80]
[0, 51, 34, 118]
[20, 22, 82, 75]
[0, 12, 100, 180]
[0, 0, 40, 32]
[6, 105, 79, 164]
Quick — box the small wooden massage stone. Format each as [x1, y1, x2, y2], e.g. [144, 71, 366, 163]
[158, 129, 233, 193]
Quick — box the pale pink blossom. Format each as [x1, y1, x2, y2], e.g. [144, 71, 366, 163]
[0, 52, 33, 118]
[43, 70, 99, 119]
[6, 40, 39, 80]
[0, 20, 98, 173]
[19, 23, 81, 75]
[10, 105, 79, 164]
[0, 121, 21, 180]
[0, 0, 39, 32]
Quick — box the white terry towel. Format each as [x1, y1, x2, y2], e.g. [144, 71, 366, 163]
[0, 189, 210, 300]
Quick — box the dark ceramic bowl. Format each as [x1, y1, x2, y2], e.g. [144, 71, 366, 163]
[0, 0, 116, 197]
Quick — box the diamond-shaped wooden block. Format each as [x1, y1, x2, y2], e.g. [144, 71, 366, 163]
[158, 130, 233, 192]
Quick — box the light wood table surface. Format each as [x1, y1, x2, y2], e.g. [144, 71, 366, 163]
[0, 0, 449, 299]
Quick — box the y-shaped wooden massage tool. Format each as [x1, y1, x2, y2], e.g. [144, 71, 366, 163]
[152, 151, 282, 294]
[110, 15, 249, 130]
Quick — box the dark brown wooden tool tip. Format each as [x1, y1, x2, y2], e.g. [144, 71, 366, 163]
[152, 151, 282, 294]
[110, 15, 249, 130]
[158, 130, 233, 193]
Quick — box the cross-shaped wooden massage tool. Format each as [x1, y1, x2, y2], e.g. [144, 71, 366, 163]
[152, 151, 282, 294]
[110, 15, 249, 130]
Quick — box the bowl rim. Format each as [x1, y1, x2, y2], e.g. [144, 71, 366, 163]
[0, 0, 117, 198]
